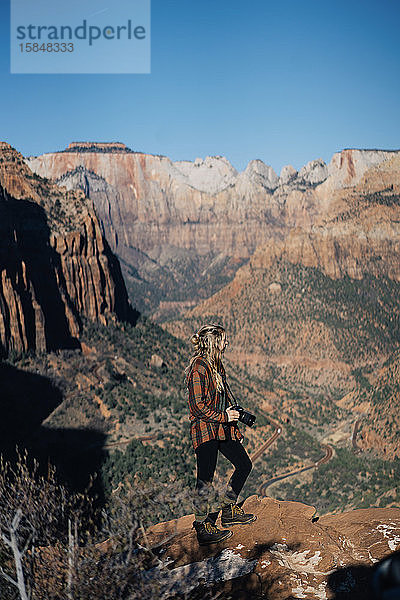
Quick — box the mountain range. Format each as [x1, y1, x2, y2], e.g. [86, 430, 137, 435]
[1, 140, 400, 600]
[24, 143, 400, 319]
[21, 142, 400, 463]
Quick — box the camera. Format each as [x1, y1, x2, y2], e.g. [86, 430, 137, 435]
[230, 405, 256, 427]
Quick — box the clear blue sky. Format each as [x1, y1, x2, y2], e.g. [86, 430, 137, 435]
[1, 0, 399, 174]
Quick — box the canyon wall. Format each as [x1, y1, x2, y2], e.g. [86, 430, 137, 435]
[161, 155, 400, 396]
[24, 143, 400, 317]
[0, 142, 135, 356]
[25, 145, 400, 259]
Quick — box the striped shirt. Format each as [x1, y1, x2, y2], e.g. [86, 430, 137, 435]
[187, 356, 244, 451]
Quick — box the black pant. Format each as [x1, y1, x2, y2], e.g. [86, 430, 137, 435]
[193, 438, 252, 523]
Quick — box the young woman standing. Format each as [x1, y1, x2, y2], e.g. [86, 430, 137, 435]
[186, 324, 256, 546]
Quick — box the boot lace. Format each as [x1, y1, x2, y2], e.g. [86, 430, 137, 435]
[232, 504, 244, 515]
[204, 522, 219, 534]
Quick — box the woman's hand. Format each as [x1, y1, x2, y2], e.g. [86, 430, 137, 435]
[226, 407, 240, 422]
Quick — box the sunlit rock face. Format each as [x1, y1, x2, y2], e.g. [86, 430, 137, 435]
[146, 495, 400, 600]
[24, 143, 400, 317]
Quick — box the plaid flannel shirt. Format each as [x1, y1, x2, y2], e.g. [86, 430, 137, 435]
[187, 357, 244, 451]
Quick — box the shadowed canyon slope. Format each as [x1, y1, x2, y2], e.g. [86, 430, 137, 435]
[24, 143, 400, 317]
[0, 142, 136, 356]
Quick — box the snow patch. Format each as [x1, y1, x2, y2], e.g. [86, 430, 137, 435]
[259, 559, 271, 569]
[291, 582, 328, 599]
[144, 549, 257, 598]
[269, 544, 327, 575]
[376, 523, 400, 552]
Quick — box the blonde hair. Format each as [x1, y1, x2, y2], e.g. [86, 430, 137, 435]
[185, 323, 226, 391]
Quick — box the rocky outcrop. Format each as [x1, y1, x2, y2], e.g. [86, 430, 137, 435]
[280, 164, 297, 185]
[326, 148, 400, 188]
[298, 158, 328, 186]
[243, 159, 279, 190]
[173, 155, 238, 194]
[146, 495, 400, 599]
[0, 142, 135, 356]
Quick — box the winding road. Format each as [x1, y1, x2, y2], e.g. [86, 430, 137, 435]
[258, 444, 333, 496]
[80, 359, 337, 490]
[352, 419, 362, 453]
[250, 421, 282, 462]
[248, 410, 335, 497]
[258, 445, 333, 496]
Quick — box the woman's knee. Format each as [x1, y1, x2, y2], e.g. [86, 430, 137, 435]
[222, 441, 253, 476]
[237, 446, 253, 476]
[233, 455, 252, 478]
[242, 456, 252, 477]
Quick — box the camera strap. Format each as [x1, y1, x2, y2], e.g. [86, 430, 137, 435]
[221, 371, 237, 407]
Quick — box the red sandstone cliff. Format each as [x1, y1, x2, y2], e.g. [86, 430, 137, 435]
[0, 142, 135, 356]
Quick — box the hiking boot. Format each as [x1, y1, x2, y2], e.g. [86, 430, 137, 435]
[192, 520, 233, 545]
[221, 503, 257, 526]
